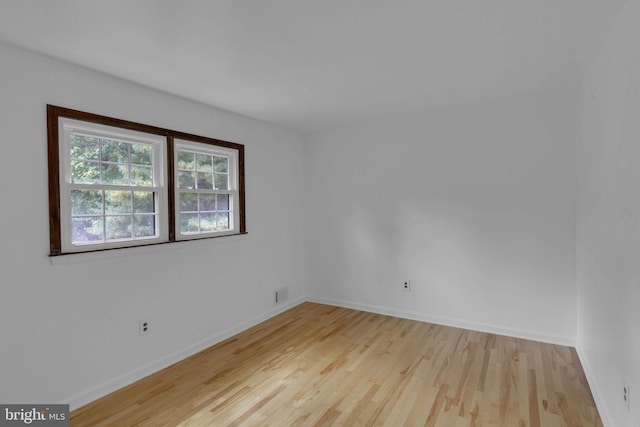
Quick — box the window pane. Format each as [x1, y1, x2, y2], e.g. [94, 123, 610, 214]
[200, 213, 216, 232]
[70, 135, 100, 160]
[197, 172, 213, 189]
[214, 173, 228, 190]
[217, 212, 230, 230]
[178, 171, 195, 189]
[131, 166, 153, 186]
[214, 156, 228, 173]
[105, 191, 132, 214]
[134, 215, 155, 238]
[196, 153, 213, 171]
[72, 217, 103, 243]
[131, 144, 152, 165]
[178, 150, 195, 169]
[199, 194, 216, 211]
[101, 139, 129, 163]
[106, 216, 132, 240]
[180, 192, 198, 211]
[71, 190, 103, 215]
[181, 213, 199, 233]
[71, 160, 100, 184]
[102, 163, 129, 185]
[133, 191, 154, 213]
[217, 194, 229, 211]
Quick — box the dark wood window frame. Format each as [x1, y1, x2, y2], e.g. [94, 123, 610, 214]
[47, 105, 246, 256]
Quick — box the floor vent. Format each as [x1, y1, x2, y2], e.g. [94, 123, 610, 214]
[274, 287, 289, 304]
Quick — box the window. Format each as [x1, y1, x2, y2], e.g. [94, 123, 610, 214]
[48, 105, 245, 255]
[59, 118, 168, 251]
[174, 139, 239, 239]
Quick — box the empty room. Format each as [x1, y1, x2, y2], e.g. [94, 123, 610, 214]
[0, 1, 638, 426]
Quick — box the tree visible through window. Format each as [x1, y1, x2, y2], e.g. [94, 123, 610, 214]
[69, 132, 161, 244]
[47, 105, 245, 255]
[175, 139, 238, 238]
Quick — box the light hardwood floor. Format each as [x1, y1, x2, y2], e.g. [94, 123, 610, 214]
[71, 302, 602, 426]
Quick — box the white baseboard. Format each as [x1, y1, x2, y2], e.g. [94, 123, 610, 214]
[66, 297, 305, 411]
[307, 296, 575, 346]
[575, 346, 612, 427]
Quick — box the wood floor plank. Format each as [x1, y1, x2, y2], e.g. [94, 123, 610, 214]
[70, 303, 602, 426]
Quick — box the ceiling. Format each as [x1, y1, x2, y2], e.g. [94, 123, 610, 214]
[0, 0, 626, 134]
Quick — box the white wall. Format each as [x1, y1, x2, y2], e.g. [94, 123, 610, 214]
[305, 92, 577, 344]
[5, 12, 636, 417]
[577, 0, 640, 425]
[0, 41, 306, 409]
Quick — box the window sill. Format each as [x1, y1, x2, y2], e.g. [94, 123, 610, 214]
[49, 232, 248, 266]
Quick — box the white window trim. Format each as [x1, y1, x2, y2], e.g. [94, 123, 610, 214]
[58, 118, 169, 253]
[173, 138, 240, 240]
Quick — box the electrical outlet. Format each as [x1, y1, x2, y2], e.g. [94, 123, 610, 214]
[139, 319, 150, 336]
[402, 280, 411, 291]
[624, 383, 630, 412]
